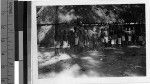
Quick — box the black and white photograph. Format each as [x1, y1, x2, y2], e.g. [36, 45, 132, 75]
[37, 4, 146, 79]
[30, 0, 150, 84]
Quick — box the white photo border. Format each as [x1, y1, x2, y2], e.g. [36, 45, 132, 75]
[31, 0, 150, 84]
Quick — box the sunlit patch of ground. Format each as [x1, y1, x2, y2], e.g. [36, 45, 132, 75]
[38, 52, 71, 66]
[38, 52, 55, 64]
[128, 45, 141, 48]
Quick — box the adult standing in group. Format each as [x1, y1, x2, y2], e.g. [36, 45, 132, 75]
[54, 29, 61, 56]
[68, 28, 75, 49]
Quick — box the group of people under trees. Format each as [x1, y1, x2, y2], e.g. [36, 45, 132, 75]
[54, 25, 145, 55]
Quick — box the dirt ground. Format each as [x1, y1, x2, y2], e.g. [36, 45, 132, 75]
[38, 46, 146, 79]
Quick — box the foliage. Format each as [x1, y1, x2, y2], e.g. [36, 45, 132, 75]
[37, 4, 145, 25]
